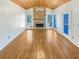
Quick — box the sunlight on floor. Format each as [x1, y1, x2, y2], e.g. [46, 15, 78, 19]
[26, 30, 33, 44]
[37, 50, 46, 59]
[46, 30, 53, 43]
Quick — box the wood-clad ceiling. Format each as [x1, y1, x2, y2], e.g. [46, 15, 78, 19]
[11, 0, 70, 9]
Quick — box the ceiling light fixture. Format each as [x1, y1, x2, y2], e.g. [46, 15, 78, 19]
[36, 8, 44, 11]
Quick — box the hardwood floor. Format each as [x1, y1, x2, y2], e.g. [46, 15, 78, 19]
[0, 29, 79, 59]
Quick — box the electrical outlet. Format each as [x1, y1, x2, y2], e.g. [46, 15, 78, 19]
[72, 36, 74, 39]
[8, 35, 11, 39]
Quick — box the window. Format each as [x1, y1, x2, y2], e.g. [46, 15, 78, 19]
[46, 15, 53, 28]
[26, 15, 32, 28]
[54, 14, 57, 28]
[64, 14, 69, 35]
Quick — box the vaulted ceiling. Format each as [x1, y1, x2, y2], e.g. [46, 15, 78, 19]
[11, 0, 70, 9]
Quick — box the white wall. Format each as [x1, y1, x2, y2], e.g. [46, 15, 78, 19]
[71, 0, 79, 47]
[53, 0, 79, 47]
[0, 0, 25, 50]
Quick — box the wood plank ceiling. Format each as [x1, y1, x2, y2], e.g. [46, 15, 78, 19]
[11, 0, 70, 9]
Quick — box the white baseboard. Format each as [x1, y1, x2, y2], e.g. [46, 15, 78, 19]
[0, 27, 26, 51]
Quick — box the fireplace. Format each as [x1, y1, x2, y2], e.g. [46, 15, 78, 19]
[36, 23, 44, 27]
[34, 20, 45, 28]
